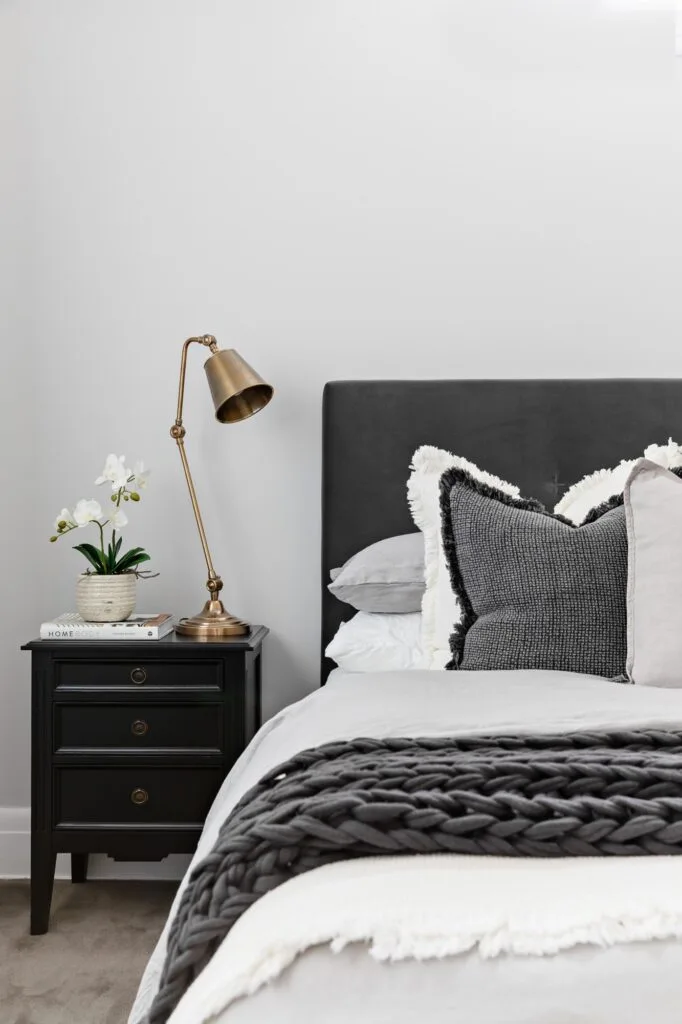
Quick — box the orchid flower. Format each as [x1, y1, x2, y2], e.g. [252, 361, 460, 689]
[131, 460, 150, 491]
[95, 454, 129, 491]
[54, 508, 75, 532]
[109, 505, 129, 529]
[73, 499, 103, 526]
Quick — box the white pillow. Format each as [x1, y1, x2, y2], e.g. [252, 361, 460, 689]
[407, 446, 519, 670]
[553, 460, 637, 525]
[555, 439, 682, 525]
[325, 612, 423, 673]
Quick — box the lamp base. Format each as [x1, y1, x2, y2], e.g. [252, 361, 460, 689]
[175, 598, 249, 639]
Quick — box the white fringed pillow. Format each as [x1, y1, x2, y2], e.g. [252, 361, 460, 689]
[407, 447, 519, 670]
[555, 439, 682, 525]
[408, 439, 682, 670]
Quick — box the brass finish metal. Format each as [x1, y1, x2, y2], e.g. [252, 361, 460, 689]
[131, 719, 149, 737]
[171, 335, 273, 639]
[130, 787, 149, 806]
[204, 348, 273, 424]
[130, 667, 147, 685]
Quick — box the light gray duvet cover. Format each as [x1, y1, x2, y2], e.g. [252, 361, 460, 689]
[131, 668, 682, 1024]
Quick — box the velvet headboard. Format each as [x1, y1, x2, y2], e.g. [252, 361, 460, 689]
[321, 378, 682, 682]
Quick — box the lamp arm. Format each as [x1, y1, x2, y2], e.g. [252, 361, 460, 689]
[171, 335, 223, 595]
[175, 334, 218, 424]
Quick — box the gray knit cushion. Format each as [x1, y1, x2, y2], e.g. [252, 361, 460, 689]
[440, 467, 627, 677]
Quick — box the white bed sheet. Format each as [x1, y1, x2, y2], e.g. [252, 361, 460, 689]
[129, 668, 682, 1024]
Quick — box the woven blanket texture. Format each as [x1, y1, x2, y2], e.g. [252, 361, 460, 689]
[147, 731, 682, 1024]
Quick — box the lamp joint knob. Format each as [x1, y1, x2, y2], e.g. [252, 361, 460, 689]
[207, 576, 224, 595]
[170, 423, 186, 440]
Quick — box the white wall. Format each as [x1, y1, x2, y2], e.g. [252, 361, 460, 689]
[2, 0, 682, 867]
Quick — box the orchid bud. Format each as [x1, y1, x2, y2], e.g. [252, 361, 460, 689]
[130, 492, 140, 502]
[50, 536, 58, 542]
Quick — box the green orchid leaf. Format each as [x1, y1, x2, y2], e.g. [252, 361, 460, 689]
[114, 552, 150, 573]
[114, 548, 144, 566]
[74, 541, 106, 564]
[112, 544, 142, 561]
[115, 549, 151, 573]
[73, 543, 106, 574]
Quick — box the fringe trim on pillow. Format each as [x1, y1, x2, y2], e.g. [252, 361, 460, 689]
[407, 446, 519, 668]
[580, 465, 682, 526]
[553, 462, 635, 519]
[438, 467, 545, 669]
[644, 438, 682, 470]
[554, 440, 682, 523]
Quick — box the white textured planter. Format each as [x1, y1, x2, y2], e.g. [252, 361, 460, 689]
[76, 573, 137, 622]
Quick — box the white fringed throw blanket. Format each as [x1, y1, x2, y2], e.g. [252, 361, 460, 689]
[167, 853, 682, 1024]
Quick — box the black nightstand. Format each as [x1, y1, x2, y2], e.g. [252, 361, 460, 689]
[21, 627, 267, 934]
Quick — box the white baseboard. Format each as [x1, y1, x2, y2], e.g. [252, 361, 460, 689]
[0, 807, 189, 880]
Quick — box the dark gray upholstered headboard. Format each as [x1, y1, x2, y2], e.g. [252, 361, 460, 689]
[321, 379, 682, 682]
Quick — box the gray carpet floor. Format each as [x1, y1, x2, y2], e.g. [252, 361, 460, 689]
[0, 880, 176, 1024]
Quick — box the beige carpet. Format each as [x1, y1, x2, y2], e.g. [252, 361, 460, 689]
[0, 880, 176, 1024]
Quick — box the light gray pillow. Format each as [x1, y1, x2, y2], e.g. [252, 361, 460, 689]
[625, 459, 682, 688]
[328, 533, 425, 613]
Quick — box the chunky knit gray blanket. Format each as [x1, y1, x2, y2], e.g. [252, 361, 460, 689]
[148, 731, 682, 1024]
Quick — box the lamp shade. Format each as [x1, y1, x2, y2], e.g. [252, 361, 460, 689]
[204, 348, 273, 424]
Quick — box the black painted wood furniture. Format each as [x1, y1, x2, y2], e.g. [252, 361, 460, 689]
[21, 628, 267, 934]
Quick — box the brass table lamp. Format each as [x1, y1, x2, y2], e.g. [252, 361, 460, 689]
[171, 335, 273, 638]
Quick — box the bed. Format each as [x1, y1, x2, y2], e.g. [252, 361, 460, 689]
[130, 379, 682, 1024]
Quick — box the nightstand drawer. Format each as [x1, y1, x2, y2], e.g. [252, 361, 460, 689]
[55, 659, 222, 691]
[54, 704, 223, 752]
[55, 767, 224, 826]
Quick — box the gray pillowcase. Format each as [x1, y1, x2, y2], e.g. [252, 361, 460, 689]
[328, 533, 425, 613]
[624, 459, 682, 688]
[440, 467, 627, 678]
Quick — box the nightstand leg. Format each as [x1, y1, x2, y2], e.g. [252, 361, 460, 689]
[30, 835, 56, 935]
[71, 852, 89, 883]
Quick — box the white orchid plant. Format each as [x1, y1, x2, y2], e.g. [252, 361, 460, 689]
[50, 454, 155, 577]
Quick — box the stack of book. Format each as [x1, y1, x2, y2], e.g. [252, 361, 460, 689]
[40, 613, 174, 641]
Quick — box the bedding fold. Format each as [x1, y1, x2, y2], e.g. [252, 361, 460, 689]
[130, 669, 682, 1024]
[149, 727, 682, 1024]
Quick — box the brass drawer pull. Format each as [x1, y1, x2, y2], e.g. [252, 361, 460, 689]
[130, 787, 149, 806]
[130, 667, 147, 685]
[131, 719, 149, 737]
